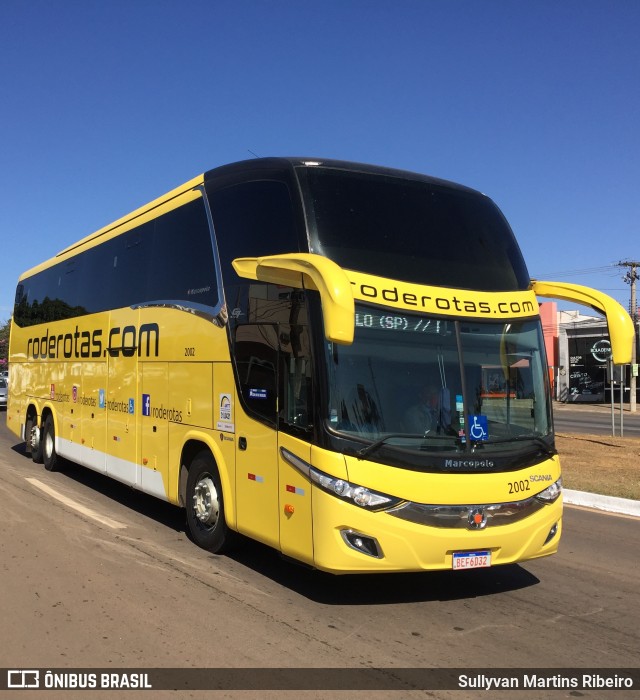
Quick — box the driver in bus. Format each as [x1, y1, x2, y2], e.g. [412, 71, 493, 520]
[403, 385, 452, 436]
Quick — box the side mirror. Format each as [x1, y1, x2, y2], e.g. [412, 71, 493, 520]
[531, 279, 633, 364]
[233, 253, 355, 344]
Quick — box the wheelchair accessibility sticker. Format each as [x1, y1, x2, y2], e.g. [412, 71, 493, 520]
[469, 415, 488, 441]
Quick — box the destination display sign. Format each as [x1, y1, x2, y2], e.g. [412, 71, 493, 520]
[355, 310, 450, 334]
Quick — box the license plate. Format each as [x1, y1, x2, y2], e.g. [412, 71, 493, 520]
[452, 550, 491, 570]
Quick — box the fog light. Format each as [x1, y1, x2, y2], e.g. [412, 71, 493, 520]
[544, 522, 559, 545]
[341, 530, 383, 558]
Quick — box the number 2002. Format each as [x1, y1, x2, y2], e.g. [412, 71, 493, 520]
[508, 480, 531, 494]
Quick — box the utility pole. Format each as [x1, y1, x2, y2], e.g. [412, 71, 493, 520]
[617, 260, 639, 413]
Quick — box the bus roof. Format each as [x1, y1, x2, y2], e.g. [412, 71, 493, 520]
[18, 157, 483, 281]
[204, 156, 482, 195]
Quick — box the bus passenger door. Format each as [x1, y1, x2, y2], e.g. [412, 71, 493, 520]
[233, 324, 280, 547]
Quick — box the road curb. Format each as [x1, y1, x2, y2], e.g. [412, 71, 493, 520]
[564, 489, 640, 517]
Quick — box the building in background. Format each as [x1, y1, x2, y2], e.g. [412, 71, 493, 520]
[541, 302, 639, 403]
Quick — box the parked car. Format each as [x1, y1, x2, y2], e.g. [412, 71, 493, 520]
[0, 377, 7, 409]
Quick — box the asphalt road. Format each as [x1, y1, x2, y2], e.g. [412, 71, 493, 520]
[552, 402, 640, 437]
[0, 418, 638, 699]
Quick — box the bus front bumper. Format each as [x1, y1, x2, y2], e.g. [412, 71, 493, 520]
[310, 488, 563, 574]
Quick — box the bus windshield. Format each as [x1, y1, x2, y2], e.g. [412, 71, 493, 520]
[300, 166, 530, 292]
[324, 304, 552, 470]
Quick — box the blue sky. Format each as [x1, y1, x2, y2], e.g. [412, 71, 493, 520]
[1, 0, 638, 322]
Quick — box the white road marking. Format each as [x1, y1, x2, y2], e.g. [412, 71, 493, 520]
[26, 477, 127, 530]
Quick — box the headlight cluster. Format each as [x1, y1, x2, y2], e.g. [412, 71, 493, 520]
[309, 470, 403, 510]
[535, 477, 562, 504]
[280, 447, 402, 511]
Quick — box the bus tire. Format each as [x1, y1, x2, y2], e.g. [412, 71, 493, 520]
[42, 415, 60, 472]
[26, 415, 44, 464]
[185, 451, 235, 553]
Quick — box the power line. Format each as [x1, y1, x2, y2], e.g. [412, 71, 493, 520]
[532, 264, 619, 279]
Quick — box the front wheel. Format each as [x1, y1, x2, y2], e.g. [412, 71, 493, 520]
[185, 452, 236, 553]
[42, 415, 60, 472]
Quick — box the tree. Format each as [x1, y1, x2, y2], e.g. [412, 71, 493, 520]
[0, 318, 9, 369]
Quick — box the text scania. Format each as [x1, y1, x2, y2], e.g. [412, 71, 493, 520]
[26, 323, 160, 359]
[352, 282, 535, 316]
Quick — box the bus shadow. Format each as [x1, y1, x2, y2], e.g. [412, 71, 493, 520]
[65, 461, 186, 532]
[225, 538, 541, 605]
[12, 442, 540, 604]
[12, 445, 185, 534]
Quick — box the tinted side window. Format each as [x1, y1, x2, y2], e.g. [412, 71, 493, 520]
[234, 324, 279, 425]
[107, 224, 152, 311]
[13, 195, 217, 327]
[149, 198, 218, 307]
[233, 319, 314, 432]
[208, 180, 298, 287]
[14, 262, 86, 327]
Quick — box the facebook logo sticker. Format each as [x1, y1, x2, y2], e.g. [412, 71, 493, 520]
[142, 394, 151, 416]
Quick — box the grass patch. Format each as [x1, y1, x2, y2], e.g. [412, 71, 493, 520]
[556, 433, 640, 501]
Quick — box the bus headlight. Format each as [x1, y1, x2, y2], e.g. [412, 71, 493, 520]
[281, 447, 403, 512]
[535, 477, 562, 504]
[311, 469, 402, 510]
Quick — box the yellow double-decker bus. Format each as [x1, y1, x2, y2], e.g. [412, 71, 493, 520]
[7, 158, 633, 573]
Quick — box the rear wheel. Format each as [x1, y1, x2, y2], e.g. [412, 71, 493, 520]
[25, 415, 44, 463]
[185, 451, 236, 553]
[42, 415, 60, 472]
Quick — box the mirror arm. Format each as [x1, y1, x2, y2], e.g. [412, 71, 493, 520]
[531, 279, 633, 364]
[233, 253, 355, 344]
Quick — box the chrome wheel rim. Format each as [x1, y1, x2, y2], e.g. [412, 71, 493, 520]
[192, 476, 219, 526]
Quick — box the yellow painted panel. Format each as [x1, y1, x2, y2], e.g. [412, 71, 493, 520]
[63, 362, 83, 443]
[141, 362, 169, 493]
[234, 412, 279, 547]
[106, 309, 140, 485]
[212, 362, 237, 525]
[80, 352, 108, 462]
[278, 433, 313, 565]
[168, 363, 213, 429]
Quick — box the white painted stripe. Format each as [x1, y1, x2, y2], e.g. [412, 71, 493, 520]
[57, 437, 169, 502]
[26, 478, 127, 530]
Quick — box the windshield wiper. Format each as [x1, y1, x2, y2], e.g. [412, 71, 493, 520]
[356, 433, 433, 460]
[471, 434, 556, 457]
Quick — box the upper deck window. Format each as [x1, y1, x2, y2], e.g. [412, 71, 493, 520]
[299, 167, 530, 292]
[13, 197, 217, 327]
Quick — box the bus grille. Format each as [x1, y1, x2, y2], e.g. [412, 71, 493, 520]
[386, 495, 546, 529]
